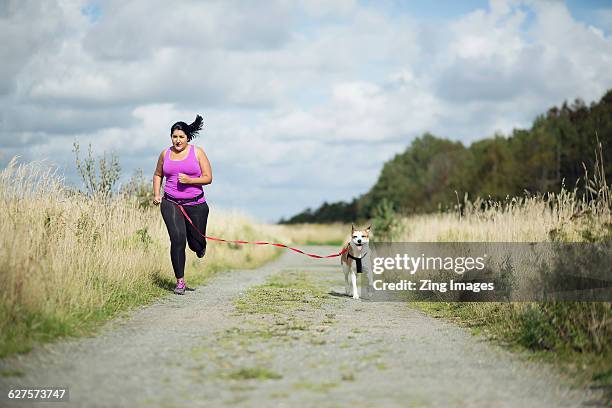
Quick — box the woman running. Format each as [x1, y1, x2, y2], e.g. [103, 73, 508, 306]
[152, 115, 212, 294]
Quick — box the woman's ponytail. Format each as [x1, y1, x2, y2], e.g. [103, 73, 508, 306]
[170, 114, 204, 141]
[188, 115, 204, 138]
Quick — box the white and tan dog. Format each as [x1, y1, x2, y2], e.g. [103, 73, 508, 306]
[341, 225, 371, 299]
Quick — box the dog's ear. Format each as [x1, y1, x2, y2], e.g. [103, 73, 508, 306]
[351, 224, 355, 233]
[366, 225, 371, 232]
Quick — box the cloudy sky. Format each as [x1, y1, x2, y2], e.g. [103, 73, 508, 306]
[1, 0, 611, 222]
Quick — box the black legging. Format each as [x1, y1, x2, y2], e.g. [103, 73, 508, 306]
[160, 199, 209, 279]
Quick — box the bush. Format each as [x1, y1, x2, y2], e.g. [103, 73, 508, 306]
[120, 168, 154, 210]
[371, 198, 403, 241]
[72, 140, 121, 198]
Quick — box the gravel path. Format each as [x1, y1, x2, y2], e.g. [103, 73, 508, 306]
[0, 246, 601, 408]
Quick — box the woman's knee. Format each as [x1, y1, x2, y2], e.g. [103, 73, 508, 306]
[169, 234, 187, 249]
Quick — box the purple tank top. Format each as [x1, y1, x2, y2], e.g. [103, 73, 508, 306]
[162, 145, 207, 205]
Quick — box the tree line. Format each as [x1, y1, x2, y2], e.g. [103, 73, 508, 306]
[279, 89, 612, 224]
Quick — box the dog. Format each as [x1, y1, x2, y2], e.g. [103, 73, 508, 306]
[341, 225, 371, 299]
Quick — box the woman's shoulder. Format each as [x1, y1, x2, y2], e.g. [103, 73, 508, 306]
[159, 147, 170, 158]
[194, 145, 206, 158]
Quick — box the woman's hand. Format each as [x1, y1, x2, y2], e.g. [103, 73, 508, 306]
[178, 173, 191, 184]
[153, 195, 162, 205]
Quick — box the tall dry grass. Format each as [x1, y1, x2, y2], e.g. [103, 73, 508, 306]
[0, 157, 284, 357]
[399, 140, 610, 242]
[268, 223, 349, 246]
[399, 186, 610, 242]
[403, 142, 611, 386]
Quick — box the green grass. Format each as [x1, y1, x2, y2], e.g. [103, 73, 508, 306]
[0, 250, 282, 359]
[375, 362, 388, 370]
[226, 367, 282, 380]
[234, 269, 328, 316]
[188, 268, 336, 387]
[0, 277, 172, 357]
[292, 381, 338, 392]
[0, 369, 24, 377]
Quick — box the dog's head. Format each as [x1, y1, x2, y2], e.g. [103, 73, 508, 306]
[349, 224, 371, 252]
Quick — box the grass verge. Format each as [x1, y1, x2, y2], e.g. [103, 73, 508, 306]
[0, 157, 285, 358]
[0, 247, 282, 358]
[413, 301, 611, 404]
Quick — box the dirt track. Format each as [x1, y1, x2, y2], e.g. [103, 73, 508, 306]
[0, 247, 600, 407]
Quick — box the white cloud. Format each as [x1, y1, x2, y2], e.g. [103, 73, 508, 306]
[1, 0, 611, 221]
[0, 0, 72, 94]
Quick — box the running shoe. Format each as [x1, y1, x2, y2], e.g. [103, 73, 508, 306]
[174, 279, 186, 295]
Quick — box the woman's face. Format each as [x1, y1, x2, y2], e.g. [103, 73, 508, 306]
[171, 129, 188, 151]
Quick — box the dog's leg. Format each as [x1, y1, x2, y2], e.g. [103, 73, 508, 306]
[343, 262, 351, 296]
[351, 270, 359, 300]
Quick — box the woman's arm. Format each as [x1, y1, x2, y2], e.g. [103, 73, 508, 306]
[152, 150, 165, 205]
[178, 146, 213, 186]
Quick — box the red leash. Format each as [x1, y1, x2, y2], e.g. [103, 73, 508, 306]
[176, 204, 347, 259]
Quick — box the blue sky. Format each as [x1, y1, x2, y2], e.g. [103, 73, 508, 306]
[1, 0, 611, 222]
